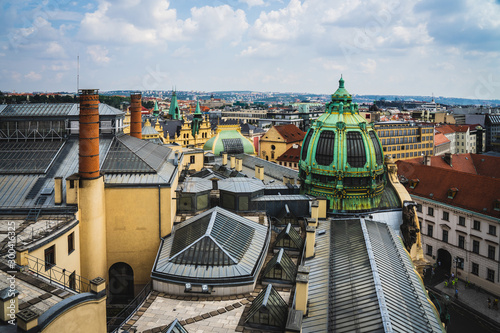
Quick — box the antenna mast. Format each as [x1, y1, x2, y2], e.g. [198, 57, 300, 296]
[77, 55, 80, 93]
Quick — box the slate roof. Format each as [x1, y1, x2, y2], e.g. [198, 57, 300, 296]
[396, 160, 500, 218]
[302, 218, 444, 333]
[163, 120, 183, 139]
[273, 124, 305, 143]
[152, 207, 269, 284]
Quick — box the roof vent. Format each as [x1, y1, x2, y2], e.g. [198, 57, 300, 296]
[409, 179, 419, 189]
[447, 188, 458, 199]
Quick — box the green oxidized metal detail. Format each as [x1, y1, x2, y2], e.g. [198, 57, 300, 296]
[298, 76, 386, 212]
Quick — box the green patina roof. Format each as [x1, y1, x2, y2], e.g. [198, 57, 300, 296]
[192, 101, 203, 137]
[298, 76, 386, 212]
[168, 91, 180, 120]
[203, 127, 255, 156]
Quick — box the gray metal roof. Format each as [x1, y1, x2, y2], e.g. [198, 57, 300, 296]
[218, 177, 265, 193]
[252, 194, 312, 202]
[302, 218, 444, 333]
[0, 141, 65, 174]
[152, 207, 269, 284]
[0, 135, 177, 209]
[0, 103, 123, 118]
[180, 177, 213, 193]
[241, 154, 299, 181]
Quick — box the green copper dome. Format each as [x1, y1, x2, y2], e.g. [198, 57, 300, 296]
[298, 76, 385, 211]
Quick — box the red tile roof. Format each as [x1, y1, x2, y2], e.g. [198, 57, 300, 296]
[403, 153, 500, 178]
[434, 133, 450, 146]
[396, 161, 500, 218]
[276, 145, 301, 162]
[274, 124, 305, 143]
[436, 124, 470, 134]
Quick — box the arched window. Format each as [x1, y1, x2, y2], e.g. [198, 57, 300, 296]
[346, 132, 366, 167]
[315, 130, 335, 165]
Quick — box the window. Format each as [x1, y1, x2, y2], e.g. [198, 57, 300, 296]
[442, 211, 449, 221]
[456, 257, 464, 270]
[346, 132, 366, 167]
[458, 216, 466, 226]
[442, 230, 448, 243]
[69, 271, 76, 290]
[190, 155, 195, 164]
[473, 220, 481, 231]
[416, 204, 422, 212]
[44, 245, 56, 270]
[472, 263, 479, 275]
[472, 240, 480, 254]
[458, 235, 465, 249]
[488, 245, 496, 260]
[428, 207, 434, 216]
[426, 244, 433, 256]
[488, 225, 497, 236]
[427, 225, 433, 237]
[315, 130, 335, 165]
[68, 232, 75, 254]
[487, 269, 495, 282]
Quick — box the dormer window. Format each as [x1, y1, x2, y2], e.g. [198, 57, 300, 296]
[409, 179, 419, 189]
[447, 187, 459, 199]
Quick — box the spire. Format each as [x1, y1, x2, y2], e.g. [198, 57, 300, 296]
[339, 74, 345, 89]
[195, 101, 201, 115]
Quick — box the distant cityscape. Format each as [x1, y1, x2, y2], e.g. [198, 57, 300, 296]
[2, 89, 500, 107]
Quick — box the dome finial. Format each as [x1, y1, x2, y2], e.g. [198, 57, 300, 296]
[339, 75, 345, 89]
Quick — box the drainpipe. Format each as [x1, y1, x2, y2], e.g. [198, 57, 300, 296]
[158, 185, 162, 240]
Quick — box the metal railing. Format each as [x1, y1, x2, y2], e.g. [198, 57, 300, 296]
[24, 254, 91, 293]
[106, 281, 152, 333]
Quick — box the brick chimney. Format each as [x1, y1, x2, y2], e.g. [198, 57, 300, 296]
[130, 93, 142, 139]
[79, 89, 100, 179]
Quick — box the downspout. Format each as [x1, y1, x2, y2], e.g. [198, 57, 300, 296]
[158, 185, 162, 240]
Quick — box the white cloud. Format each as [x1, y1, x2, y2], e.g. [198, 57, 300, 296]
[25, 71, 42, 81]
[87, 45, 110, 64]
[239, 0, 266, 7]
[79, 2, 158, 44]
[251, 0, 306, 41]
[360, 59, 377, 74]
[184, 5, 249, 44]
[44, 42, 66, 58]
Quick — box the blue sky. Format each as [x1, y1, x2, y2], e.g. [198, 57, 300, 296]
[1, 0, 499, 99]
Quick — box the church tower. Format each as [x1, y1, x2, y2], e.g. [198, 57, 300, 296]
[298, 76, 386, 211]
[168, 91, 181, 120]
[191, 101, 203, 137]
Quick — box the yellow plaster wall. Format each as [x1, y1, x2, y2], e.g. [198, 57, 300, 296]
[78, 177, 107, 282]
[259, 127, 300, 163]
[105, 186, 176, 285]
[183, 151, 204, 172]
[41, 296, 106, 333]
[26, 223, 81, 289]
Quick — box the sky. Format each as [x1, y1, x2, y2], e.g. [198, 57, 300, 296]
[1, 0, 500, 99]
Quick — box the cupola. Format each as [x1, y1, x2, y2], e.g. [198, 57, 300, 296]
[298, 76, 385, 211]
